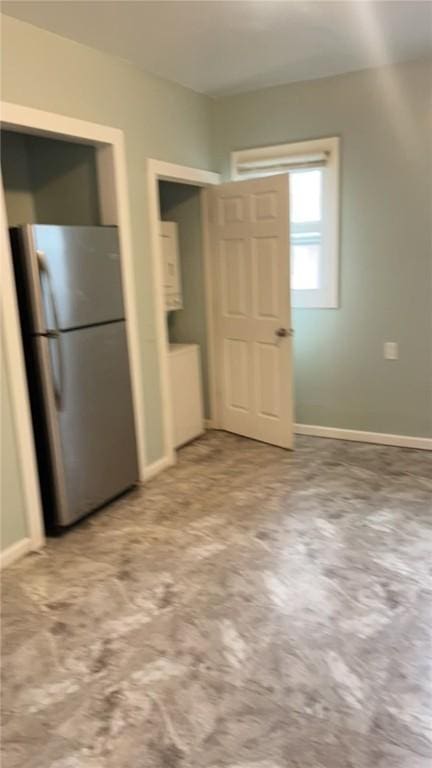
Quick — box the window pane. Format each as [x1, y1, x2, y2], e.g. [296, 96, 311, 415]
[290, 169, 322, 223]
[291, 231, 321, 244]
[291, 243, 320, 290]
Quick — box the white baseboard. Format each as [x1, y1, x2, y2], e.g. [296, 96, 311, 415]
[143, 454, 175, 481]
[294, 423, 432, 451]
[0, 537, 33, 569]
[204, 419, 217, 430]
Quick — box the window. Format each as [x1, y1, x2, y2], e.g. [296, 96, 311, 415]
[231, 137, 340, 308]
[290, 168, 322, 291]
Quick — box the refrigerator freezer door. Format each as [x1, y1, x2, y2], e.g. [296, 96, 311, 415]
[55, 321, 138, 526]
[21, 225, 125, 332]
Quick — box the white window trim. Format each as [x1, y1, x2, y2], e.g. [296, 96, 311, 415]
[231, 137, 340, 309]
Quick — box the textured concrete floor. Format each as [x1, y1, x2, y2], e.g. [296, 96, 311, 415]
[1, 431, 432, 768]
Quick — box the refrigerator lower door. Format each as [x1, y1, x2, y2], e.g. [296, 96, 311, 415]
[38, 322, 138, 528]
[34, 335, 69, 526]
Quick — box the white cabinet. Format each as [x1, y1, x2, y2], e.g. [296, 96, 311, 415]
[160, 221, 183, 311]
[168, 344, 204, 448]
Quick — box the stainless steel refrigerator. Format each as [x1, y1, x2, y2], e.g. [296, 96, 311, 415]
[11, 224, 139, 530]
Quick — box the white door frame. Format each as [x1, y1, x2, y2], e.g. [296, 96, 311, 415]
[1, 101, 147, 565]
[145, 159, 220, 464]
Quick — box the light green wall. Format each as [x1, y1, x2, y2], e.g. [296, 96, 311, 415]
[1, 330, 27, 550]
[2, 129, 100, 224]
[1, 130, 37, 224]
[26, 134, 101, 225]
[1, 14, 213, 481]
[212, 59, 432, 437]
[159, 182, 210, 418]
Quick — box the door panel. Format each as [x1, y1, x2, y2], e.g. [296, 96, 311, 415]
[221, 239, 248, 317]
[255, 342, 281, 419]
[209, 175, 293, 449]
[224, 338, 250, 412]
[217, 195, 246, 225]
[253, 236, 279, 318]
[251, 190, 279, 221]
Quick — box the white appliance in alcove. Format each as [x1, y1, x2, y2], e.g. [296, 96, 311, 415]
[160, 220, 204, 447]
[168, 344, 204, 448]
[160, 221, 183, 310]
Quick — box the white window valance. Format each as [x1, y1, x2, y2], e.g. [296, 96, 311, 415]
[235, 150, 329, 175]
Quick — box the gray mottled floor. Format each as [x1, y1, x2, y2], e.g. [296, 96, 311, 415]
[1, 431, 432, 768]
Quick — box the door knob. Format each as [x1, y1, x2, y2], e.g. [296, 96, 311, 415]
[275, 327, 293, 338]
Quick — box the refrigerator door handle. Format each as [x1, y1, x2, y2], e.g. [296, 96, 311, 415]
[37, 250, 65, 410]
[35, 335, 69, 521]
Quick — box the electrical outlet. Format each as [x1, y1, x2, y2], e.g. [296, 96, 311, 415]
[384, 342, 399, 360]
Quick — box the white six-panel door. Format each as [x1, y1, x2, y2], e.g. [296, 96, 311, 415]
[208, 174, 293, 449]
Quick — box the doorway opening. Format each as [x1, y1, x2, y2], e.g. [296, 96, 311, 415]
[158, 181, 210, 451]
[145, 160, 220, 467]
[146, 160, 294, 464]
[1, 103, 146, 564]
[1, 128, 141, 535]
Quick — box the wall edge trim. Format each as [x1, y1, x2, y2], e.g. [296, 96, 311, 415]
[0, 537, 34, 569]
[294, 423, 432, 450]
[143, 455, 174, 481]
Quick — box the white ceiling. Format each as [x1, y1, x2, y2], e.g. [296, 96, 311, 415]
[3, 1, 431, 97]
